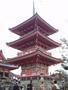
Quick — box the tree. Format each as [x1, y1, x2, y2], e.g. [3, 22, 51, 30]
[60, 38, 68, 70]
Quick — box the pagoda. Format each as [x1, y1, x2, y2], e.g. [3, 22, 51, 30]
[6, 14, 62, 88]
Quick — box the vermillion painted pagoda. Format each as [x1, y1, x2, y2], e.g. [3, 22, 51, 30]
[7, 13, 62, 78]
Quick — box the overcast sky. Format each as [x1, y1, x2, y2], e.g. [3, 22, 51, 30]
[0, 0, 68, 74]
[0, 0, 68, 58]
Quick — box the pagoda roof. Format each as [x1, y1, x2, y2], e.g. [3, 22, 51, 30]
[7, 31, 61, 51]
[0, 63, 18, 70]
[0, 50, 18, 70]
[9, 13, 58, 36]
[7, 48, 62, 66]
[0, 50, 5, 61]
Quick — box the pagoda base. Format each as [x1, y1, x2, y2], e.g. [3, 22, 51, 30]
[19, 75, 52, 90]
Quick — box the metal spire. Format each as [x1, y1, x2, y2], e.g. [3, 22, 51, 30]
[33, 0, 35, 15]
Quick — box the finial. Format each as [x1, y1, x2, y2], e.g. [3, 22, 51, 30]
[33, 0, 35, 15]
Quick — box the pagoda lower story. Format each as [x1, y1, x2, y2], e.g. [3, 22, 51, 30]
[21, 64, 48, 76]
[7, 47, 61, 77]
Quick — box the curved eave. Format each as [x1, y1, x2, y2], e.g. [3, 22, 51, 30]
[0, 63, 18, 70]
[36, 14, 58, 33]
[7, 31, 61, 51]
[7, 49, 62, 66]
[9, 13, 58, 36]
[0, 50, 6, 60]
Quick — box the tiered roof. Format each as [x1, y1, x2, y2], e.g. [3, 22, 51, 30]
[9, 13, 58, 36]
[7, 48, 62, 66]
[7, 13, 62, 66]
[7, 31, 60, 51]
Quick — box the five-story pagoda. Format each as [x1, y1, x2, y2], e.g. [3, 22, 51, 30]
[7, 13, 61, 79]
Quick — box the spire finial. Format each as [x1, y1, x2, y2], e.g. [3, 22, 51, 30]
[33, 0, 35, 15]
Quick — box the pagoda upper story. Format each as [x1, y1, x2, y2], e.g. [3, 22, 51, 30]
[7, 31, 60, 51]
[7, 13, 60, 51]
[7, 13, 62, 67]
[9, 13, 58, 36]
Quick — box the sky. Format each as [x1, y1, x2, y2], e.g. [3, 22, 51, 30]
[0, 0, 68, 74]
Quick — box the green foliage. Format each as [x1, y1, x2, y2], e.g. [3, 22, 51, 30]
[60, 38, 68, 70]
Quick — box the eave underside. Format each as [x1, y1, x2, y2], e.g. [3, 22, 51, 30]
[7, 31, 60, 51]
[9, 14, 58, 36]
[0, 63, 18, 70]
[7, 50, 62, 66]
